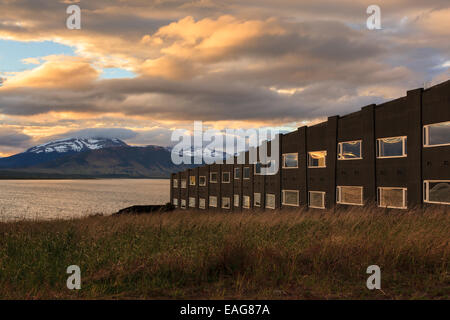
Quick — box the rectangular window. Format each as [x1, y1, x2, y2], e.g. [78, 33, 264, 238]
[282, 190, 299, 206]
[189, 197, 196, 208]
[423, 180, 450, 205]
[243, 195, 250, 208]
[199, 176, 206, 186]
[180, 199, 186, 209]
[210, 172, 218, 183]
[265, 194, 276, 209]
[254, 162, 262, 175]
[234, 194, 240, 207]
[282, 153, 298, 168]
[234, 167, 241, 179]
[181, 179, 187, 188]
[173, 179, 178, 188]
[243, 167, 250, 179]
[254, 193, 261, 207]
[309, 191, 325, 209]
[173, 198, 178, 206]
[222, 172, 231, 183]
[222, 197, 231, 209]
[424, 121, 450, 147]
[199, 198, 206, 209]
[209, 196, 217, 208]
[377, 187, 407, 209]
[336, 186, 363, 205]
[189, 176, 196, 186]
[338, 140, 362, 160]
[376, 136, 407, 158]
[308, 151, 327, 168]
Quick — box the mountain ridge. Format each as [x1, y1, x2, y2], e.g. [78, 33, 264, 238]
[0, 138, 195, 178]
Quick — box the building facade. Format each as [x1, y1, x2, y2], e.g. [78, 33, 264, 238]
[171, 80, 450, 210]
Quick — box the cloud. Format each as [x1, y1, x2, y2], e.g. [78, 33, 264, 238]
[49, 127, 138, 140]
[0, 128, 32, 147]
[0, 0, 449, 152]
[2, 55, 99, 89]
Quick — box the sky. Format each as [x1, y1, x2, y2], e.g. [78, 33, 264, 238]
[0, 0, 449, 157]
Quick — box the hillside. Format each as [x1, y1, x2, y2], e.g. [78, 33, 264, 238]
[0, 138, 194, 178]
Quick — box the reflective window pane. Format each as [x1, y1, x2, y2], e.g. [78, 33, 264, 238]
[222, 197, 230, 209]
[199, 198, 206, 209]
[308, 151, 327, 167]
[266, 194, 275, 209]
[309, 191, 325, 208]
[283, 190, 299, 206]
[254, 193, 261, 207]
[337, 186, 363, 205]
[243, 167, 250, 179]
[378, 188, 406, 208]
[377, 137, 406, 158]
[283, 153, 298, 168]
[338, 141, 362, 160]
[427, 122, 450, 146]
[428, 182, 450, 204]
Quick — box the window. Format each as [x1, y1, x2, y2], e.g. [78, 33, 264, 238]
[309, 191, 325, 209]
[308, 151, 327, 168]
[181, 179, 187, 188]
[376, 136, 407, 158]
[424, 121, 450, 147]
[282, 153, 298, 168]
[222, 197, 231, 209]
[423, 180, 450, 205]
[199, 176, 206, 186]
[243, 167, 250, 179]
[338, 140, 362, 160]
[173, 179, 178, 188]
[254, 162, 262, 175]
[189, 176, 196, 186]
[265, 194, 276, 209]
[222, 172, 231, 183]
[234, 167, 241, 179]
[210, 172, 218, 183]
[254, 193, 261, 207]
[243, 195, 250, 208]
[173, 198, 178, 206]
[377, 187, 407, 209]
[336, 186, 363, 206]
[234, 194, 240, 207]
[180, 199, 186, 209]
[199, 198, 206, 209]
[282, 190, 299, 206]
[189, 197, 196, 208]
[209, 196, 217, 208]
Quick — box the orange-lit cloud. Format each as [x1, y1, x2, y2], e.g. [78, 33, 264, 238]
[0, 0, 449, 155]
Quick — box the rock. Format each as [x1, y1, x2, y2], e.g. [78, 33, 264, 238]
[115, 202, 175, 215]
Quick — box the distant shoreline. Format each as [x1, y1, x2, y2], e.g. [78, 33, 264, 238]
[0, 171, 170, 180]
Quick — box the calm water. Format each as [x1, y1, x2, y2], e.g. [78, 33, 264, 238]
[0, 179, 170, 222]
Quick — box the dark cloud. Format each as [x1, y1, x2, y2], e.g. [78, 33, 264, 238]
[0, 128, 32, 147]
[49, 128, 138, 140]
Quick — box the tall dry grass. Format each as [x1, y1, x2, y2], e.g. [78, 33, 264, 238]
[0, 206, 448, 299]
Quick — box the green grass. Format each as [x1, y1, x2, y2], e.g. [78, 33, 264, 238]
[0, 206, 448, 299]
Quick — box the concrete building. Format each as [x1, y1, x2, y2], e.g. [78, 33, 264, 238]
[171, 80, 450, 210]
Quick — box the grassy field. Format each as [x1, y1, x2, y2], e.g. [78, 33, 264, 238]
[0, 206, 448, 299]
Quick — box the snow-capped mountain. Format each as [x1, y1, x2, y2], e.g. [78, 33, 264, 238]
[26, 138, 128, 154]
[0, 137, 195, 177]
